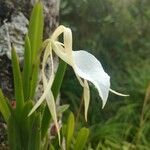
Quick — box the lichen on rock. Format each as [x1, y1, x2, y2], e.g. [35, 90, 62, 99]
[0, 12, 28, 61]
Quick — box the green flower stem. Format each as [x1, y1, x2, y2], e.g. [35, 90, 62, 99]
[41, 59, 67, 139]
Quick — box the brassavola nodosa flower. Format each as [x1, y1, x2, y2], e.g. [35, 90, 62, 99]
[29, 25, 128, 141]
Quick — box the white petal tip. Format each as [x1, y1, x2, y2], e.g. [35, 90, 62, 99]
[85, 117, 88, 122]
[102, 102, 106, 109]
[28, 112, 32, 117]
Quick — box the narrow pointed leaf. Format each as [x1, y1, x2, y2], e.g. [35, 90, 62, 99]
[22, 34, 31, 100]
[28, 1, 44, 99]
[11, 46, 24, 114]
[28, 1, 43, 60]
[29, 59, 40, 99]
[51, 60, 67, 97]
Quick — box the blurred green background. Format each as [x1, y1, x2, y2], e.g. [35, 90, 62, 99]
[59, 0, 150, 149]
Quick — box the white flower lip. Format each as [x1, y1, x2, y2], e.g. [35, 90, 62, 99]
[72, 50, 110, 108]
[51, 25, 111, 108]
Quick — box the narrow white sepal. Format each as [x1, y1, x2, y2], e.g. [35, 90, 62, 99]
[110, 89, 129, 96]
[28, 77, 53, 116]
[83, 80, 90, 121]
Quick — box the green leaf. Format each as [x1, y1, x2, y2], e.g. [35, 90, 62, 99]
[29, 59, 40, 99]
[28, 1, 44, 99]
[74, 128, 89, 150]
[11, 45, 24, 115]
[51, 60, 67, 98]
[28, 112, 41, 150]
[41, 105, 52, 139]
[22, 34, 32, 101]
[8, 115, 22, 150]
[28, 1, 43, 60]
[0, 89, 11, 123]
[20, 101, 33, 149]
[66, 112, 75, 150]
[62, 124, 67, 137]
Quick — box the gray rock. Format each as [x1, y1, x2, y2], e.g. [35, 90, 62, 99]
[0, 12, 28, 60]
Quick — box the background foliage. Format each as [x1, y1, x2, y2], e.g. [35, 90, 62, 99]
[60, 0, 150, 149]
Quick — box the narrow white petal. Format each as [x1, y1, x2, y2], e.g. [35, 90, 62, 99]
[46, 91, 60, 143]
[41, 43, 61, 143]
[51, 25, 65, 40]
[73, 50, 110, 107]
[83, 80, 90, 121]
[64, 27, 72, 55]
[51, 41, 72, 65]
[28, 45, 54, 116]
[28, 74, 54, 116]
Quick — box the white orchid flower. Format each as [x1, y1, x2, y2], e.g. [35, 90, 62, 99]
[29, 25, 128, 141]
[50, 25, 111, 120]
